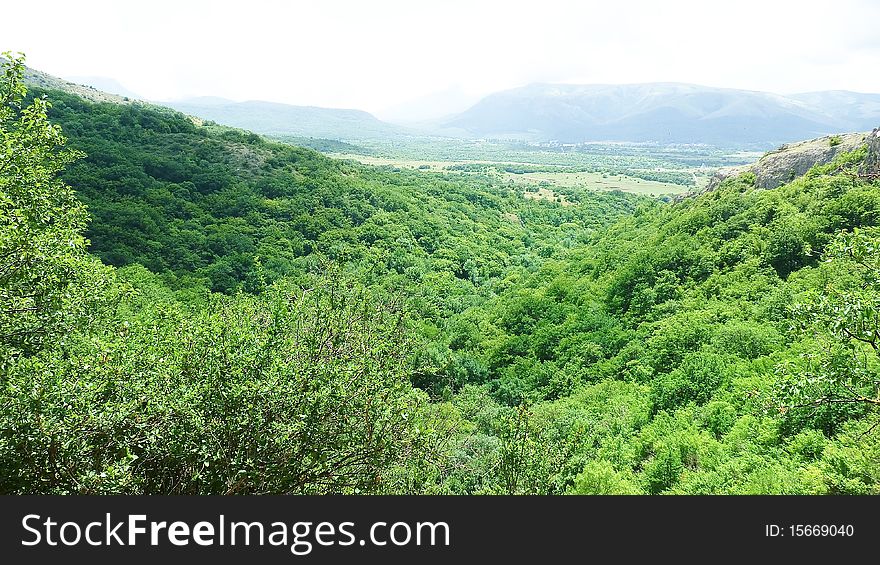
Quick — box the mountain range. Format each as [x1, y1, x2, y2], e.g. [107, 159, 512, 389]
[32, 70, 880, 147]
[437, 83, 880, 146]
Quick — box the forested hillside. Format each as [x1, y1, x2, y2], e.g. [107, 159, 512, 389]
[37, 87, 641, 298]
[2, 55, 879, 494]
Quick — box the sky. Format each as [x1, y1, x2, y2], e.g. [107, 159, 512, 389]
[5, 0, 880, 121]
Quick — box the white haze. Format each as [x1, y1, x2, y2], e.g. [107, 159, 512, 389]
[4, 0, 880, 122]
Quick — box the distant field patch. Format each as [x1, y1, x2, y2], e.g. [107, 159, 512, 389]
[331, 153, 696, 197]
[330, 153, 478, 171]
[506, 170, 688, 196]
[523, 187, 573, 205]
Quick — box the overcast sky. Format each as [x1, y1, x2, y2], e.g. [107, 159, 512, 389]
[5, 0, 880, 120]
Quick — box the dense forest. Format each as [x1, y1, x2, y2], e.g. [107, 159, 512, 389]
[2, 54, 879, 494]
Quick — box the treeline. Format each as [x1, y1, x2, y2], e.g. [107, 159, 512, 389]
[445, 162, 695, 186]
[273, 135, 372, 155]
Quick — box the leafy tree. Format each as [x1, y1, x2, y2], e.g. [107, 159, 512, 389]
[778, 228, 880, 415]
[0, 275, 427, 494]
[0, 53, 117, 367]
[570, 460, 641, 495]
[495, 404, 546, 494]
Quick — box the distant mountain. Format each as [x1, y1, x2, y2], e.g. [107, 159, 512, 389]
[24, 63, 880, 147]
[21, 66, 409, 142]
[165, 98, 413, 141]
[439, 83, 880, 146]
[789, 90, 880, 130]
[65, 76, 143, 100]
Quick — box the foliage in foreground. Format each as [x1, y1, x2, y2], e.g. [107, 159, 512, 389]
[2, 269, 429, 494]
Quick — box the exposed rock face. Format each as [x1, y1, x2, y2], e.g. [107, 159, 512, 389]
[698, 131, 871, 197]
[862, 128, 880, 177]
[749, 132, 868, 189]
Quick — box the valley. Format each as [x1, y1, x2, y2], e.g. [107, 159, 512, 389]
[3, 53, 880, 496]
[330, 151, 700, 196]
[321, 136, 756, 197]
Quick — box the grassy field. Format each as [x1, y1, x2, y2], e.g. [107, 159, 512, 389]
[329, 153, 482, 171]
[503, 170, 694, 196]
[330, 153, 696, 196]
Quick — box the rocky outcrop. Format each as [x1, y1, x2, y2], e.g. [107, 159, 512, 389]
[695, 131, 872, 198]
[748, 132, 869, 189]
[861, 128, 880, 177]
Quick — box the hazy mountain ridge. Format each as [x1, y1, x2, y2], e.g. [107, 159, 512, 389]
[789, 90, 880, 126]
[441, 82, 880, 146]
[23, 64, 880, 148]
[165, 98, 414, 141]
[20, 66, 412, 142]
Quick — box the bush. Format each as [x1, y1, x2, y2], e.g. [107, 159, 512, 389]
[651, 351, 730, 412]
[0, 277, 426, 494]
[570, 460, 641, 494]
[643, 444, 684, 493]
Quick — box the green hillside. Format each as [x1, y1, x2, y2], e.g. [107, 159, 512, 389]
[34, 87, 640, 297]
[2, 55, 879, 494]
[165, 98, 411, 140]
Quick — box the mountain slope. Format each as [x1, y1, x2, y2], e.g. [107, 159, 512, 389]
[442, 82, 880, 146]
[21, 65, 414, 142]
[23, 66, 133, 104]
[165, 97, 413, 140]
[789, 90, 880, 130]
[65, 75, 143, 100]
